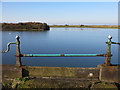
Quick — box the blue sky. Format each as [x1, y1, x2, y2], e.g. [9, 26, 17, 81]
[2, 2, 118, 25]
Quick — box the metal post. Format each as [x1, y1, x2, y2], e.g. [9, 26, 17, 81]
[16, 35, 22, 66]
[104, 35, 112, 66]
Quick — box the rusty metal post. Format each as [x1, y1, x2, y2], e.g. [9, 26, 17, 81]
[104, 35, 112, 66]
[16, 35, 22, 67]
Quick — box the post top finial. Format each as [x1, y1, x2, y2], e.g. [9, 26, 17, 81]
[16, 35, 20, 39]
[108, 35, 112, 40]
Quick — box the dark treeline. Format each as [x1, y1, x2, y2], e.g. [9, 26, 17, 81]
[2, 22, 50, 31]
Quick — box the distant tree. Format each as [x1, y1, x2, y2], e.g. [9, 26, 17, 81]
[80, 24, 84, 27]
[65, 24, 69, 26]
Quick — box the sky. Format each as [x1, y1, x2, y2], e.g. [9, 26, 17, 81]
[2, 2, 118, 25]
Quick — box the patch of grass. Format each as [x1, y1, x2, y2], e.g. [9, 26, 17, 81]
[17, 79, 33, 88]
[16, 77, 30, 83]
[2, 82, 12, 88]
[101, 82, 106, 85]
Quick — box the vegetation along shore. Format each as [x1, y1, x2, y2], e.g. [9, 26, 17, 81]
[50, 24, 118, 29]
[1, 22, 118, 31]
[2, 22, 50, 31]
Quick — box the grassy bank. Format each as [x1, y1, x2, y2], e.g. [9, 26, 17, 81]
[50, 25, 118, 29]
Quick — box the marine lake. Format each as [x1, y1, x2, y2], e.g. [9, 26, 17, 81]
[2, 27, 119, 67]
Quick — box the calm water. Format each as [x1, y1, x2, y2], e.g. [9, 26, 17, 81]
[2, 27, 119, 67]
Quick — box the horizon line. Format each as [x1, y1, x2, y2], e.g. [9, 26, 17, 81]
[0, 22, 118, 25]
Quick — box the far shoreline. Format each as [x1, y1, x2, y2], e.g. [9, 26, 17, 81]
[1, 23, 118, 31]
[50, 25, 118, 29]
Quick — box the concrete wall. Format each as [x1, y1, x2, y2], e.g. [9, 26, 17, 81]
[98, 65, 120, 83]
[2, 65, 120, 83]
[2, 65, 22, 81]
[23, 66, 99, 80]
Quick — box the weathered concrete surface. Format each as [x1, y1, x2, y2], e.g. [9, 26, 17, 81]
[2, 65, 120, 89]
[3, 77, 118, 89]
[2, 65, 22, 82]
[22, 66, 99, 80]
[98, 65, 120, 83]
[91, 82, 118, 89]
[2, 65, 120, 83]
